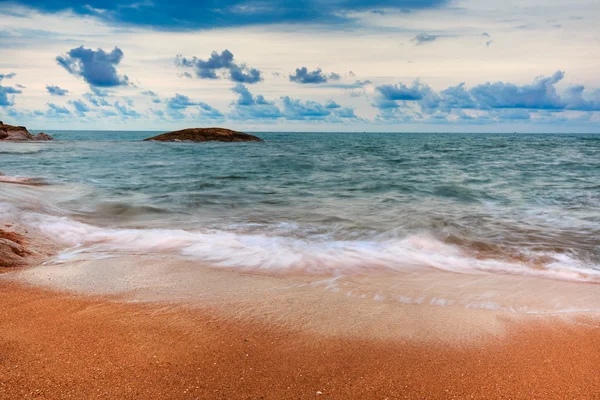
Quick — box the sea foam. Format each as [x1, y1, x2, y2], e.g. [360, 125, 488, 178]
[10, 203, 598, 283]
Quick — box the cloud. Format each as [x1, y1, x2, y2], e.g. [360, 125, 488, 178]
[281, 96, 330, 119]
[114, 100, 141, 118]
[0, 72, 21, 106]
[228, 84, 358, 121]
[167, 94, 201, 110]
[99, 109, 119, 117]
[470, 70, 565, 110]
[175, 50, 262, 83]
[83, 91, 110, 107]
[68, 99, 91, 115]
[0, 73, 16, 81]
[325, 80, 371, 90]
[563, 85, 600, 111]
[46, 102, 71, 117]
[229, 64, 262, 84]
[90, 87, 111, 97]
[141, 90, 161, 103]
[437, 83, 477, 111]
[56, 46, 130, 87]
[281, 96, 358, 121]
[289, 67, 341, 84]
[166, 93, 223, 119]
[412, 33, 439, 45]
[230, 84, 282, 119]
[373, 71, 600, 122]
[46, 85, 69, 96]
[15, 0, 449, 30]
[376, 80, 431, 102]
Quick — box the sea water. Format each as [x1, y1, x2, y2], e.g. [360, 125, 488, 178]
[1, 131, 599, 282]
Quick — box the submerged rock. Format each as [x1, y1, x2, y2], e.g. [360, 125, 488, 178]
[0, 121, 53, 141]
[144, 128, 263, 143]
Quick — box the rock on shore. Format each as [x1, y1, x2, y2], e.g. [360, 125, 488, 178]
[143, 128, 263, 143]
[0, 121, 53, 141]
[0, 229, 29, 268]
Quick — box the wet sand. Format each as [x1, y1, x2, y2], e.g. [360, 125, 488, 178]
[1, 280, 600, 399]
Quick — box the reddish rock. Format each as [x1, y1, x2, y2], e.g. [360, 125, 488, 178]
[3, 130, 35, 141]
[33, 132, 53, 141]
[144, 127, 263, 143]
[0, 230, 29, 268]
[0, 122, 53, 141]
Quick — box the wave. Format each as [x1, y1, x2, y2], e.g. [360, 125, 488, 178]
[0, 169, 597, 284]
[5, 203, 595, 283]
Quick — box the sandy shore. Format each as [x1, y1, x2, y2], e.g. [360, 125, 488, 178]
[1, 280, 600, 399]
[2, 211, 600, 399]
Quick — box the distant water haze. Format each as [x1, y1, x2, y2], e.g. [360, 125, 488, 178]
[1, 131, 599, 283]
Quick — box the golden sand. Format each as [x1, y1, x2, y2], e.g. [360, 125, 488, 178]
[1, 280, 600, 399]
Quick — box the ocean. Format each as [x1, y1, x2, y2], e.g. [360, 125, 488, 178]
[1, 131, 599, 282]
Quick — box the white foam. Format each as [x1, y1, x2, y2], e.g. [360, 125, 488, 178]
[6, 205, 596, 283]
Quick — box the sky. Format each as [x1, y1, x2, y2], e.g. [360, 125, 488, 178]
[0, 0, 599, 132]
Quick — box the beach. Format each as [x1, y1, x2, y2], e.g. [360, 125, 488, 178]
[1, 132, 599, 398]
[2, 221, 600, 399]
[2, 278, 600, 399]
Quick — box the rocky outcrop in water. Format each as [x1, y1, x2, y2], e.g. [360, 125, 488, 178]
[143, 128, 263, 143]
[0, 121, 53, 141]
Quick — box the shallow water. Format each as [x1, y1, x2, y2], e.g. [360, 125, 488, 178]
[1, 131, 599, 281]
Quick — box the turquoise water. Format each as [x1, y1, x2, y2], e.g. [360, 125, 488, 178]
[1, 131, 599, 280]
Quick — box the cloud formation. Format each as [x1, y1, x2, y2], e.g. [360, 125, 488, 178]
[470, 71, 566, 110]
[289, 67, 341, 84]
[14, 0, 449, 30]
[46, 102, 71, 117]
[68, 99, 91, 116]
[83, 90, 110, 107]
[141, 90, 161, 103]
[374, 71, 600, 122]
[230, 84, 282, 119]
[229, 84, 358, 121]
[46, 85, 69, 96]
[114, 100, 141, 118]
[56, 46, 130, 87]
[175, 50, 262, 83]
[0, 72, 21, 107]
[166, 93, 223, 119]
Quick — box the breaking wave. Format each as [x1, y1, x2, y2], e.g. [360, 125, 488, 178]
[5, 203, 596, 283]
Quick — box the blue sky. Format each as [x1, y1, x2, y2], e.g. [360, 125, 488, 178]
[0, 0, 599, 132]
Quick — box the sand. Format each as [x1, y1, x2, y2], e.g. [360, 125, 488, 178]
[1, 280, 600, 399]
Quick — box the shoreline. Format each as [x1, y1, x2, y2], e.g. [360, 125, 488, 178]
[2, 182, 600, 398]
